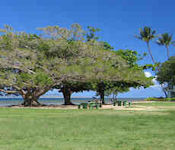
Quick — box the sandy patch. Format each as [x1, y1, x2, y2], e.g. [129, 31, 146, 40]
[9, 105, 78, 109]
[2, 101, 175, 111]
[101, 104, 157, 111]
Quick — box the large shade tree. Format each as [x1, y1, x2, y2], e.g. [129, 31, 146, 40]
[0, 24, 153, 106]
[0, 26, 72, 106]
[0, 35, 59, 106]
[0, 25, 90, 106]
[104, 49, 152, 98]
[37, 24, 102, 105]
[53, 25, 153, 105]
[85, 26, 153, 104]
[0, 24, 120, 105]
[94, 49, 153, 104]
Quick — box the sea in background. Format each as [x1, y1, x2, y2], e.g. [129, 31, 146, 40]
[0, 96, 145, 106]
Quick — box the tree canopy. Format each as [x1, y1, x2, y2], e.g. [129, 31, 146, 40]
[0, 24, 153, 106]
[157, 56, 175, 85]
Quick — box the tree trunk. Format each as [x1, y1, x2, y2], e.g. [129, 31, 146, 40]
[163, 89, 168, 98]
[161, 84, 168, 98]
[166, 46, 170, 59]
[62, 87, 73, 105]
[98, 82, 105, 104]
[147, 42, 156, 64]
[100, 90, 105, 104]
[146, 42, 168, 98]
[19, 86, 53, 107]
[22, 95, 41, 106]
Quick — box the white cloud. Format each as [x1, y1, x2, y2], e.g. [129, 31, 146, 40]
[144, 71, 152, 78]
[144, 71, 161, 89]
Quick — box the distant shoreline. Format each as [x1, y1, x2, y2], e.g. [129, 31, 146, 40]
[0, 97, 146, 99]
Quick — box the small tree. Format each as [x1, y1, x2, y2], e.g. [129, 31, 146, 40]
[157, 56, 175, 85]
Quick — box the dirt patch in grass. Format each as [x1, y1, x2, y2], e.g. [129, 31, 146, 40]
[102, 102, 175, 111]
[2, 101, 175, 112]
[9, 105, 78, 109]
[5, 104, 152, 111]
[102, 104, 157, 111]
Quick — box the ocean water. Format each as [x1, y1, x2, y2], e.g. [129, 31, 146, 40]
[0, 97, 145, 106]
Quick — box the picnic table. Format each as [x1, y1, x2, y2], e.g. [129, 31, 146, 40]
[113, 100, 132, 107]
[78, 100, 132, 109]
[78, 101, 101, 109]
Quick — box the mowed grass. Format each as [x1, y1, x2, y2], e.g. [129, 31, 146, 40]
[135, 101, 175, 106]
[0, 103, 175, 150]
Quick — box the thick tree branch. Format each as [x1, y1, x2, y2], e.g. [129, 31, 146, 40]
[0, 89, 18, 94]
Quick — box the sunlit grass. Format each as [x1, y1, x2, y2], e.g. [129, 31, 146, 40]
[0, 102, 175, 150]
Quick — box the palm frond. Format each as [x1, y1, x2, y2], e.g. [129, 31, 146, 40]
[157, 33, 173, 46]
[136, 26, 156, 42]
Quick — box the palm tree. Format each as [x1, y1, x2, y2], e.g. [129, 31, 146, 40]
[156, 33, 174, 59]
[136, 26, 156, 64]
[136, 27, 169, 97]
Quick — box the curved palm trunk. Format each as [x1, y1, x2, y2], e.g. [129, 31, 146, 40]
[166, 45, 170, 59]
[147, 42, 156, 64]
[146, 42, 168, 98]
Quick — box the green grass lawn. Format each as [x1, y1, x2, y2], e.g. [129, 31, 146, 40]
[135, 101, 175, 106]
[0, 102, 175, 150]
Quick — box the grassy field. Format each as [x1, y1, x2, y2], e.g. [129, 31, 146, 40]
[0, 102, 175, 150]
[134, 101, 175, 106]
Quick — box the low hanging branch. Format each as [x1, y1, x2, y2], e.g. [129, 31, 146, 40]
[0, 89, 18, 94]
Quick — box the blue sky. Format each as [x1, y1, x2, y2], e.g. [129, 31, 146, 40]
[1, 0, 175, 98]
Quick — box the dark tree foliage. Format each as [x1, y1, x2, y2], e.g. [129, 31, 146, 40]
[157, 56, 175, 85]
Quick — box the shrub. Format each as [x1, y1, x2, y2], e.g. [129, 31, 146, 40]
[145, 97, 175, 101]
